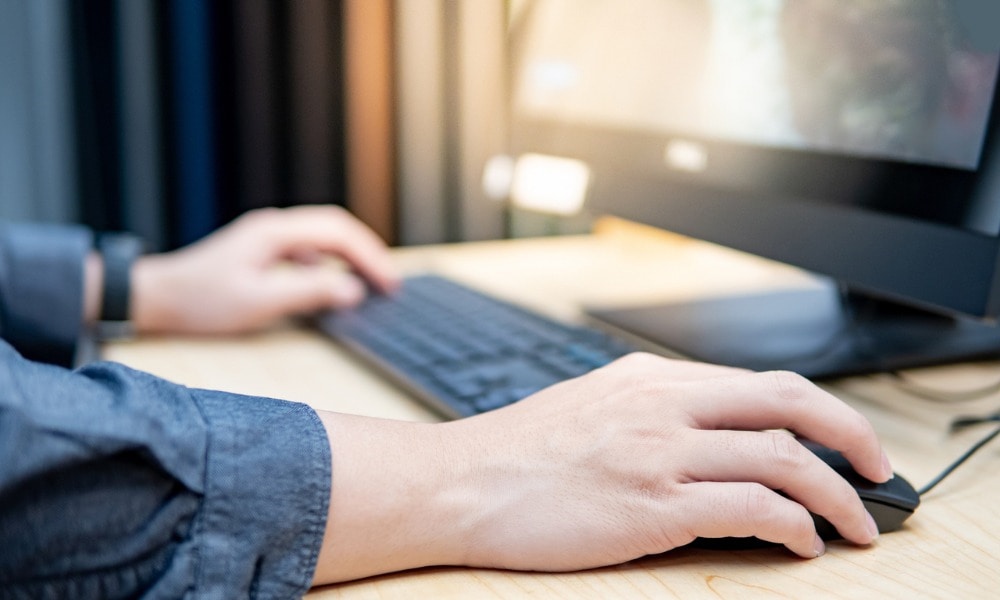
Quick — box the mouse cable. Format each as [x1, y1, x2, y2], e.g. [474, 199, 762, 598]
[917, 414, 1000, 496]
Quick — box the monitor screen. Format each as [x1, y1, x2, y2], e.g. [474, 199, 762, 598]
[508, 0, 1000, 376]
[515, 0, 997, 170]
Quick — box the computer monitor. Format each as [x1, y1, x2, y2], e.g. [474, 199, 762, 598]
[508, 0, 1000, 378]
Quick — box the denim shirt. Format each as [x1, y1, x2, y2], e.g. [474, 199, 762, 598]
[0, 223, 331, 598]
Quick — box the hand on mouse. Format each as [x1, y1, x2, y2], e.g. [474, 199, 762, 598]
[126, 205, 400, 335]
[312, 353, 893, 584]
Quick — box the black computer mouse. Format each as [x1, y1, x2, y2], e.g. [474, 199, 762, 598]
[692, 439, 920, 550]
[797, 439, 920, 539]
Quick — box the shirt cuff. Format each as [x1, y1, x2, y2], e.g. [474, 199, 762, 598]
[0, 222, 92, 366]
[190, 389, 331, 598]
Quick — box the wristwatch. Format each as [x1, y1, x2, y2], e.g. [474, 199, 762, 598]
[96, 232, 144, 340]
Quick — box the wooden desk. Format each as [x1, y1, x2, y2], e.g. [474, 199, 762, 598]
[105, 219, 1000, 599]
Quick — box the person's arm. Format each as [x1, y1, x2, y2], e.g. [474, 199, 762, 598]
[1, 339, 891, 594]
[0, 339, 330, 598]
[2, 208, 894, 592]
[310, 353, 892, 584]
[3, 206, 397, 364]
[106, 205, 399, 335]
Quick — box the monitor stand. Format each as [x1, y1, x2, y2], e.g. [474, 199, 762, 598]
[586, 285, 1000, 379]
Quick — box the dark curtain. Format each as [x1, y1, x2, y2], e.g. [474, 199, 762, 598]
[70, 0, 347, 251]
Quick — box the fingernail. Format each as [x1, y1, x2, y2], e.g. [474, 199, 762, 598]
[813, 534, 826, 557]
[881, 451, 894, 480]
[866, 511, 880, 540]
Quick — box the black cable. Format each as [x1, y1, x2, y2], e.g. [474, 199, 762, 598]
[917, 418, 1000, 496]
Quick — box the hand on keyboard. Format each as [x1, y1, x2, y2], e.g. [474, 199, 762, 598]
[133, 205, 400, 335]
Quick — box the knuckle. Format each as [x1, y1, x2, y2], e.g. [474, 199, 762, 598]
[766, 432, 808, 471]
[320, 204, 349, 220]
[614, 352, 681, 375]
[236, 207, 282, 232]
[616, 351, 658, 368]
[737, 484, 817, 549]
[632, 470, 675, 502]
[602, 353, 651, 378]
[785, 505, 819, 543]
[741, 484, 777, 524]
[301, 203, 345, 220]
[764, 370, 813, 401]
[244, 206, 281, 222]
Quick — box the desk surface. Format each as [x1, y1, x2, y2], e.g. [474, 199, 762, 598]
[105, 219, 1000, 599]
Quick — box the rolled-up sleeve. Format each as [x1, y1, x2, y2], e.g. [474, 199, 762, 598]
[0, 222, 92, 366]
[0, 341, 331, 598]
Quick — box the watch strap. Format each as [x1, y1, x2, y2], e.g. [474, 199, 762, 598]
[97, 233, 144, 335]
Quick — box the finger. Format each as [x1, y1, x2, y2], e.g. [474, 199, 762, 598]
[679, 481, 824, 558]
[680, 429, 876, 544]
[288, 247, 325, 266]
[257, 206, 401, 293]
[678, 370, 890, 482]
[259, 268, 368, 316]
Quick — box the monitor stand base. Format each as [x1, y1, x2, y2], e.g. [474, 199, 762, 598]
[586, 286, 1000, 379]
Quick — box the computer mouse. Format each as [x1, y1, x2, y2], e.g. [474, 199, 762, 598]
[798, 439, 920, 539]
[692, 439, 920, 550]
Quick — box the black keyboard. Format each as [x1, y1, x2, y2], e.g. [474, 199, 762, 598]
[316, 274, 636, 419]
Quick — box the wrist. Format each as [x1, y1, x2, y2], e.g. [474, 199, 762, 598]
[312, 413, 479, 584]
[94, 233, 144, 340]
[130, 254, 177, 334]
[83, 252, 103, 325]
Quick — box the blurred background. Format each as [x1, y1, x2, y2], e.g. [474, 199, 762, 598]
[0, 0, 519, 251]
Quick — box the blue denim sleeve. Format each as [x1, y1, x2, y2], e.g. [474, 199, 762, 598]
[0, 340, 331, 599]
[0, 221, 93, 367]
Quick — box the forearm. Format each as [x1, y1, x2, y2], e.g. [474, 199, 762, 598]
[0, 341, 330, 598]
